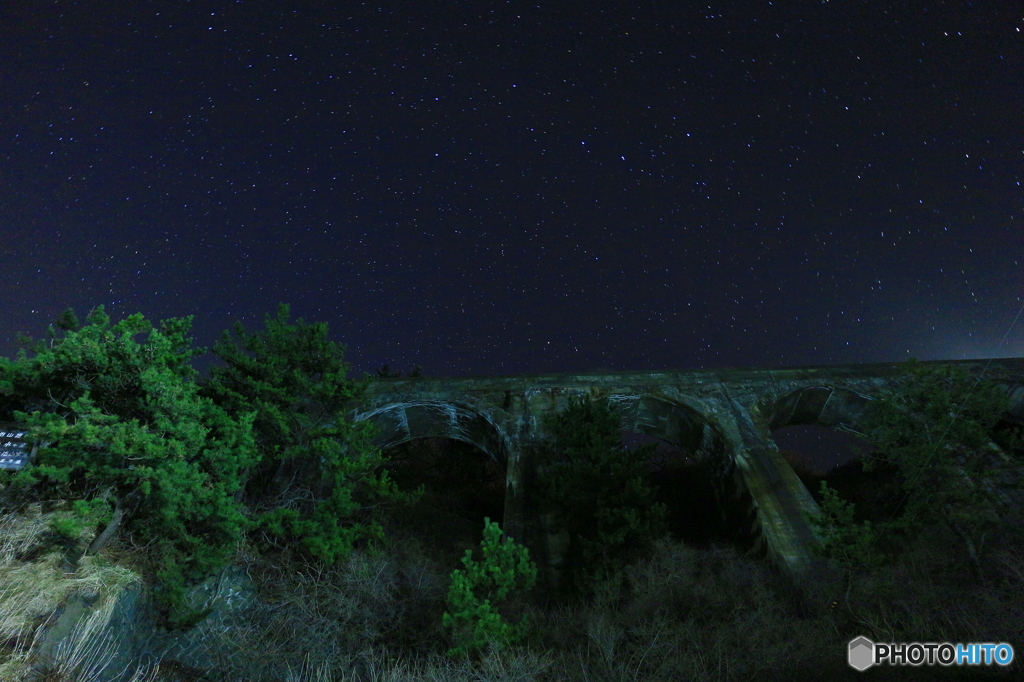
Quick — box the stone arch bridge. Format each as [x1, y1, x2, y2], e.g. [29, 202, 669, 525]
[346, 358, 1024, 583]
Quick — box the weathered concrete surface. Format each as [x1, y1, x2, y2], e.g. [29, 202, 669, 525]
[348, 357, 1024, 581]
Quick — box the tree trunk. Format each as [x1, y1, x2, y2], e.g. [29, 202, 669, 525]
[85, 496, 126, 556]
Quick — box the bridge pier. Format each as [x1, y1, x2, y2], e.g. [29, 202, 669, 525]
[712, 390, 824, 574]
[500, 439, 526, 544]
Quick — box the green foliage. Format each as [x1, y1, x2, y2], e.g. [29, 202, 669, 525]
[47, 496, 116, 543]
[201, 303, 419, 566]
[808, 481, 883, 569]
[442, 518, 537, 659]
[819, 359, 1017, 577]
[536, 396, 667, 594]
[0, 306, 259, 629]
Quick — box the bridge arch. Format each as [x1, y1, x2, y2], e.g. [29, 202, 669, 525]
[354, 400, 511, 464]
[768, 385, 876, 434]
[762, 386, 882, 558]
[613, 394, 724, 461]
[526, 392, 768, 570]
[613, 394, 766, 551]
[353, 400, 516, 536]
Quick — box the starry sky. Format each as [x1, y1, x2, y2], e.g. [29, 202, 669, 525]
[2, 1, 1022, 380]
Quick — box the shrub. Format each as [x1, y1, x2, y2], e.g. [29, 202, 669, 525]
[200, 303, 420, 567]
[442, 518, 537, 659]
[814, 359, 1020, 580]
[808, 481, 883, 569]
[536, 395, 667, 594]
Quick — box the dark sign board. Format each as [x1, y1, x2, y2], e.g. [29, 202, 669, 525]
[0, 422, 35, 471]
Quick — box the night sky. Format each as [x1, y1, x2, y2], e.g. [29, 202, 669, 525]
[2, 1, 1022, 380]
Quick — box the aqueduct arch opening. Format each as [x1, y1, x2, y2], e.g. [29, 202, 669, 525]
[343, 400, 513, 561]
[767, 385, 877, 433]
[616, 395, 761, 549]
[516, 392, 773, 584]
[355, 400, 511, 464]
[353, 400, 513, 532]
[766, 385, 902, 528]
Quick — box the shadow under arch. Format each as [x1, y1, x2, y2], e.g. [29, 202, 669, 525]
[354, 400, 514, 529]
[768, 385, 877, 434]
[610, 394, 768, 554]
[760, 385, 885, 544]
[614, 393, 724, 460]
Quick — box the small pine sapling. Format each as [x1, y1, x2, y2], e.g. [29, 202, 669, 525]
[808, 481, 883, 569]
[442, 518, 537, 659]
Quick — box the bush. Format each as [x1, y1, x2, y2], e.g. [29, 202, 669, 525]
[533, 537, 843, 681]
[808, 481, 883, 570]
[814, 359, 1020, 580]
[442, 518, 537, 659]
[536, 395, 667, 594]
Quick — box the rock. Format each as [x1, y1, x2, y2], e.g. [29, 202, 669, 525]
[29, 562, 258, 682]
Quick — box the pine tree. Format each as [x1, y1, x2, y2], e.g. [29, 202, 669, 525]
[813, 359, 1020, 579]
[443, 518, 536, 659]
[862, 360, 1018, 578]
[0, 306, 258, 629]
[537, 396, 667, 594]
[200, 303, 418, 567]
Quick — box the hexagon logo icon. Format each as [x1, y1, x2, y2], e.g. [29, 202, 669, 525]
[848, 636, 875, 671]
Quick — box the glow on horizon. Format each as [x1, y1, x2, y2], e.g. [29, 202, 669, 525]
[920, 334, 1023, 362]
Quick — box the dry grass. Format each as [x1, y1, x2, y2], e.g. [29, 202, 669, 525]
[529, 539, 842, 681]
[276, 648, 551, 682]
[3, 491, 1022, 682]
[834, 527, 1024, 648]
[24, 595, 160, 682]
[189, 523, 456, 680]
[0, 502, 158, 682]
